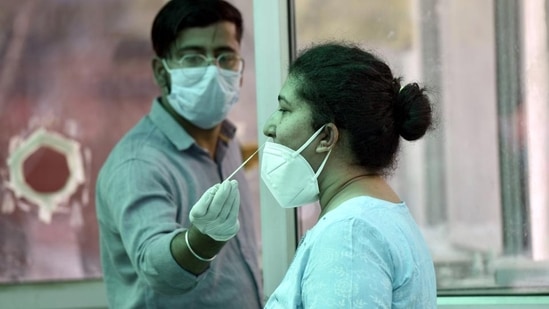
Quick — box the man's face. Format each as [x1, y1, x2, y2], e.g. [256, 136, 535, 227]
[154, 21, 242, 95]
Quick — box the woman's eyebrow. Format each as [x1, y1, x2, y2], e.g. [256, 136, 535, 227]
[277, 95, 293, 106]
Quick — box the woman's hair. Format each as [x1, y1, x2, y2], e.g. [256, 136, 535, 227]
[289, 42, 433, 175]
[151, 0, 243, 58]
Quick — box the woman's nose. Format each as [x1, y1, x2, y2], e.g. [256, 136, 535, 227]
[263, 118, 275, 138]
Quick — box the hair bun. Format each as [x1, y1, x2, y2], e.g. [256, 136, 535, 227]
[394, 82, 433, 141]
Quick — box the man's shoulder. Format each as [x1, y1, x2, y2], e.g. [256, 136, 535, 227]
[116, 115, 167, 150]
[100, 117, 166, 170]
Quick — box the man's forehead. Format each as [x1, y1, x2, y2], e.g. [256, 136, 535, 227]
[172, 22, 240, 50]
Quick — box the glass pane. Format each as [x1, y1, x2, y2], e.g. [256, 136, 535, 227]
[0, 0, 260, 285]
[293, 0, 549, 294]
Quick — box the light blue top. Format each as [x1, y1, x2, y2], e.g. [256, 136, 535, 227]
[96, 100, 263, 309]
[265, 196, 437, 309]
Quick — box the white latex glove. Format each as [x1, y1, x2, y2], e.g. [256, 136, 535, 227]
[189, 180, 240, 241]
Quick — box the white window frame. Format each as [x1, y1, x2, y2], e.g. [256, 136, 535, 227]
[253, 0, 297, 298]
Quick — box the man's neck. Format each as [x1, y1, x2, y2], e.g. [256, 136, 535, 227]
[159, 98, 221, 159]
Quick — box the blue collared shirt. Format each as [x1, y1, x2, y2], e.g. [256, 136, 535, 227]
[265, 196, 437, 309]
[96, 100, 263, 308]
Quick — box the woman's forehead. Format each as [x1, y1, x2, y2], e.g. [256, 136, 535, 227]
[279, 77, 303, 103]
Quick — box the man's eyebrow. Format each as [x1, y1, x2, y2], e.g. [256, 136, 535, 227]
[174, 46, 237, 55]
[214, 46, 237, 53]
[174, 46, 205, 54]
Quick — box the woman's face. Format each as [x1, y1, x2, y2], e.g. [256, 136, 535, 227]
[262, 76, 315, 152]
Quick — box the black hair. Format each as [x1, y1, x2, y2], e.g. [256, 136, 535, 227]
[151, 0, 243, 58]
[289, 42, 433, 175]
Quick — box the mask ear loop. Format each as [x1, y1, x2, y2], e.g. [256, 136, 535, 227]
[314, 148, 332, 177]
[158, 58, 174, 94]
[298, 124, 332, 177]
[293, 125, 327, 158]
[224, 142, 266, 181]
[161, 59, 173, 73]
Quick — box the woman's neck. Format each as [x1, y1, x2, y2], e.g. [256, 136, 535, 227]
[318, 172, 400, 219]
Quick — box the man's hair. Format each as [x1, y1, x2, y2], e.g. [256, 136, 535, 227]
[151, 0, 243, 58]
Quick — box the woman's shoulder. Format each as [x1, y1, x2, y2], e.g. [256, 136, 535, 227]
[321, 196, 406, 222]
[311, 196, 413, 245]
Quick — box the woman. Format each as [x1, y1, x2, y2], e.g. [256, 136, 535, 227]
[262, 42, 437, 308]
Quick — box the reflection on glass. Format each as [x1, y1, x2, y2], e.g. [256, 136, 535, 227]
[0, 0, 163, 283]
[293, 0, 549, 294]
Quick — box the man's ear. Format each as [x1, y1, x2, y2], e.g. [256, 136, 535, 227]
[152, 57, 170, 94]
[316, 123, 339, 153]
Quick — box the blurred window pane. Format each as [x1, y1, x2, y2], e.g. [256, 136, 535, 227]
[293, 0, 549, 295]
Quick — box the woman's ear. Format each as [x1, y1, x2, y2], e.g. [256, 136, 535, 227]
[316, 123, 339, 153]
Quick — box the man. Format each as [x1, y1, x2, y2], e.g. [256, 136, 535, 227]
[95, 0, 263, 308]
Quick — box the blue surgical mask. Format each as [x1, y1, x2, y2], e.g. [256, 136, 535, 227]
[163, 60, 241, 129]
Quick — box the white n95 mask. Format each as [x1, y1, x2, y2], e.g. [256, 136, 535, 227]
[163, 61, 241, 129]
[261, 125, 332, 208]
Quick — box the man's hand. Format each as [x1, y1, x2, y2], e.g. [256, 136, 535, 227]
[189, 180, 240, 241]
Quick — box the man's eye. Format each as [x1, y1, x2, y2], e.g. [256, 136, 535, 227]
[186, 56, 202, 63]
[180, 55, 206, 67]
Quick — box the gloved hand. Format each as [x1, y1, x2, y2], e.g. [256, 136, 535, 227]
[189, 180, 240, 241]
